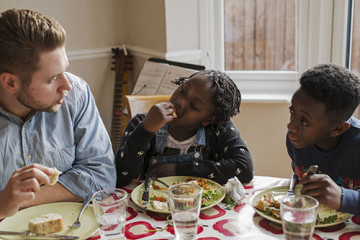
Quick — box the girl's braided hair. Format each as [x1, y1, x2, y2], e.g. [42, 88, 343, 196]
[172, 70, 241, 122]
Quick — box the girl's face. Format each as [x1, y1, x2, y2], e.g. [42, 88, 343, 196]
[169, 74, 216, 130]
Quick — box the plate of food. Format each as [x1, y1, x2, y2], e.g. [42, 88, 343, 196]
[131, 176, 225, 214]
[0, 202, 98, 239]
[251, 185, 352, 228]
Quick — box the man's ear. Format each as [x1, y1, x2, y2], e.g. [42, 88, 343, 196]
[0, 72, 20, 93]
[202, 116, 217, 126]
[330, 121, 350, 137]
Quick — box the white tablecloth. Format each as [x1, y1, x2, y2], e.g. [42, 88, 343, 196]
[88, 176, 360, 240]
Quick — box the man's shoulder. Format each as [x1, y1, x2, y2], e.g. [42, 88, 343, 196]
[64, 72, 88, 92]
[64, 72, 91, 100]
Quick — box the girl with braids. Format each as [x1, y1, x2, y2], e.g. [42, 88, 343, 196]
[115, 70, 254, 187]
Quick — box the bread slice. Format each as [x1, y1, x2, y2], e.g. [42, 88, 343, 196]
[29, 213, 64, 234]
[49, 167, 62, 185]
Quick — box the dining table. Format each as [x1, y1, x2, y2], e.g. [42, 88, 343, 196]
[85, 175, 360, 240]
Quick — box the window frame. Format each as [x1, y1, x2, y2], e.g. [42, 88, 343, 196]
[199, 0, 349, 101]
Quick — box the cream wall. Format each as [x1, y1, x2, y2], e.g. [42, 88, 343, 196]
[234, 102, 293, 178]
[0, 0, 125, 130]
[122, 0, 166, 52]
[0, 1, 294, 178]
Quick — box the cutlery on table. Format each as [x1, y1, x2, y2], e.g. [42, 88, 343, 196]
[0, 231, 79, 239]
[69, 194, 92, 229]
[141, 176, 152, 208]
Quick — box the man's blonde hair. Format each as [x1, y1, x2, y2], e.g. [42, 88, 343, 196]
[0, 9, 66, 83]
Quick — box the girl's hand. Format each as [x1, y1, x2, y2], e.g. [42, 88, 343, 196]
[0, 164, 55, 218]
[142, 102, 177, 133]
[300, 174, 342, 210]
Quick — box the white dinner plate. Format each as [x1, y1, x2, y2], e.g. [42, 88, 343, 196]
[251, 185, 352, 228]
[131, 176, 225, 214]
[0, 202, 98, 239]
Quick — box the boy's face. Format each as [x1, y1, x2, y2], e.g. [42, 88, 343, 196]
[287, 88, 336, 149]
[169, 75, 216, 130]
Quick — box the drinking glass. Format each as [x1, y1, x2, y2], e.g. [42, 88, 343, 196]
[168, 183, 203, 240]
[92, 188, 128, 240]
[280, 195, 319, 240]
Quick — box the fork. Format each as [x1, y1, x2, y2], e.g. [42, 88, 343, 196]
[69, 194, 92, 229]
[147, 174, 170, 188]
[287, 173, 298, 196]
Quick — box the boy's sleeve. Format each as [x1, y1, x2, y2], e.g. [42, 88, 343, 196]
[338, 187, 360, 216]
[176, 120, 254, 184]
[115, 114, 155, 187]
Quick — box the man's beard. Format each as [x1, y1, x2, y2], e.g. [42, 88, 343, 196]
[16, 87, 64, 113]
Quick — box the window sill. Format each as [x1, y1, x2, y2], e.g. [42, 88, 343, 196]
[242, 94, 292, 103]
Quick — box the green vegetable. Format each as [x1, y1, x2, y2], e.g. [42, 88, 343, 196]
[317, 214, 337, 224]
[201, 189, 221, 207]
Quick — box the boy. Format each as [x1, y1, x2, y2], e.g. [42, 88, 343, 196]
[0, 9, 115, 218]
[116, 70, 254, 186]
[287, 63, 360, 215]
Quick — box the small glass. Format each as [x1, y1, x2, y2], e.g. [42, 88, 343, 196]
[280, 195, 319, 240]
[92, 188, 128, 240]
[168, 183, 203, 240]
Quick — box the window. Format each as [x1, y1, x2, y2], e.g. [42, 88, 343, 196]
[350, 0, 360, 74]
[200, 0, 350, 101]
[224, 0, 296, 71]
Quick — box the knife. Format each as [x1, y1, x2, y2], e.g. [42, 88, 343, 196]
[141, 176, 152, 208]
[287, 173, 298, 196]
[0, 231, 79, 239]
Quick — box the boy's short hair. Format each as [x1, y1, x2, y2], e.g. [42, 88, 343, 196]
[0, 9, 66, 84]
[300, 63, 360, 122]
[173, 70, 241, 122]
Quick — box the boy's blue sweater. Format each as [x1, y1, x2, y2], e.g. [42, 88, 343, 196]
[287, 116, 360, 215]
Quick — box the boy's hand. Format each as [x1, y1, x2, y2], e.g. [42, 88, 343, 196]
[150, 163, 176, 177]
[300, 174, 342, 210]
[0, 164, 55, 218]
[142, 102, 177, 133]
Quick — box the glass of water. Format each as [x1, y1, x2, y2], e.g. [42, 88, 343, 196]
[280, 195, 319, 240]
[168, 183, 202, 240]
[92, 188, 128, 240]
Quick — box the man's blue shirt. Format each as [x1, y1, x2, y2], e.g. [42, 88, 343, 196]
[0, 72, 116, 198]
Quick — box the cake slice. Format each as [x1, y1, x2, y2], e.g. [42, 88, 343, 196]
[28, 213, 64, 234]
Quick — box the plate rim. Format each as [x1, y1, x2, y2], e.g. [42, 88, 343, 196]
[0, 201, 98, 239]
[131, 176, 225, 214]
[250, 185, 352, 228]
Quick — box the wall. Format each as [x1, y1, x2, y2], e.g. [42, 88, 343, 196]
[0, 0, 125, 130]
[234, 101, 293, 178]
[165, 0, 200, 52]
